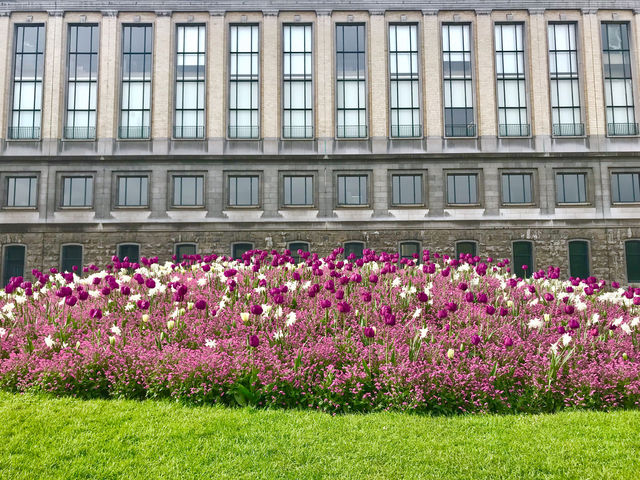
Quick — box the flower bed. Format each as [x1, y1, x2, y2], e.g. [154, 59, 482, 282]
[0, 249, 639, 414]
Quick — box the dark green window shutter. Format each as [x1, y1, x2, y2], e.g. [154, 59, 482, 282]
[61, 245, 83, 273]
[568, 241, 589, 279]
[456, 241, 477, 258]
[626, 241, 640, 283]
[3, 245, 25, 286]
[513, 241, 533, 278]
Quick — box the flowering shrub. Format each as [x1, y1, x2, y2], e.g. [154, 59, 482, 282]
[1, 248, 639, 414]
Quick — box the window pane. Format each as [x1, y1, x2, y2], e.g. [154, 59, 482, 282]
[344, 242, 364, 259]
[283, 176, 313, 206]
[447, 174, 477, 204]
[456, 241, 477, 258]
[230, 25, 260, 139]
[495, 23, 528, 136]
[612, 173, 640, 203]
[602, 23, 636, 134]
[400, 241, 420, 260]
[175, 243, 197, 259]
[62, 176, 92, 207]
[389, 24, 420, 137]
[443, 24, 474, 137]
[229, 176, 259, 206]
[556, 173, 587, 203]
[288, 242, 309, 263]
[120, 25, 152, 138]
[502, 173, 532, 204]
[336, 24, 367, 138]
[283, 24, 313, 138]
[6, 177, 37, 207]
[118, 176, 148, 206]
[392, 174, 422, 205]
[549, 23, 582, 136]
[626, 240, 640, 282]
[117, 244, 140, 263]
[2, 245, 26, 286]
[338, 175, 367, 205]
[233, 243, 253, 260]
[173, 176, 204, 206]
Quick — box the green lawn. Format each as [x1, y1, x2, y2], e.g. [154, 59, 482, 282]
[0, 393, 639, 479]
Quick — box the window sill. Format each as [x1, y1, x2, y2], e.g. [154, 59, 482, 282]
[62, 138, 96, 142]
[443, 136, 478, 140]
[169, 205, 206, 210]
[445, 203, 482, 208]
[335, 204, 371, 209]
[611, 202, 640, 207]
[225, 205, 261, 210]
[113, 206, 150, 210]
[390, 204, 426, 209]
[280, 205, 316, 209]
[5, 138, 41, 142]
[58, 206, 93, 210]
[555, 203, 592, 207]
[500, 203, 537, 208]
[2, 206, 38, 210]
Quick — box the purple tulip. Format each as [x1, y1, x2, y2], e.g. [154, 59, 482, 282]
[503, 336, 513, 347]
[249, 335, 260, 347]
[195, 299, 207, 310]
[485, 305, 496, 315]
[499, 307, 509, 316]
[544, 293, 554, 302]
[335, 289, 345, 300]
[145, 278, 156, 289]
[101, 287, 111, 296]
[471, 334, 481, 346]
[464, 292, 475, 303]
[363, 326, 375, 338]
[224, 269, 237, 278]
[457, 282, 468, 291]
[137, 300, 150, 310]
[557, 325, 566, 334]
[612, 281, 620, 288]
[564, 305, 575, 315]
[568, 318, 580, 330]
[589, 327, 599, 337]
[89, 308, 102, 320]
[320, 299, 332, 309]
[477, 293, 488, 304]
[65, 295, 77, 307]
[369, 274, 378, 284]
[78, 290, 89, 301]
[437, 309, 448, 319]
[384, 314, 396, 326]
[250, 304, 263, 315]
[337, 302, 351, 314]
[417, 292, 429, 303]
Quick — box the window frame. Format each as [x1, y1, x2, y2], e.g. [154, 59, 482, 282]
[228, 23, 260, 140]
[58, 173, 95, 209]
[499, 169, 537, 207]
[282, 23, 314, 139]
[9, 24, 45, 141]
[512, 240, 534, 279]
[174, 242, 197, 260]
[113, 172, 151, 209]
[625, 239, 640, 283]
[1, 244, 26, 287]
[232, 241, 254, 260]
[554, 169, 592, 206]
[388, 22, 422, 138]
[335, 171, 371, 208]
[444, 169, 482, 207]
[174, 23, 207, 140]
[455, 240, 478, 259]
[64, 23, 100, 140]
[119, 23, 153, 140]
[567, 239, 590, 279]
[600, 21, 638, 137]
[398, 240, 421, 264]
[335, 22, 368, 139]
[494, 22, 531, 138]
[169, 172, 206, 209]
[547, 22, 585, 138]
[2, 173, 38, 209]
[224, 171, 262, 209]
[610, 169, 640, 205]
[343, 240, 365, 260]
[279, 171, 317, 209]
[116, 242, 141, 264]
[60, 243, 83, 273]
[287, 241, 310, 263]
[441, 22, 476, 138]
[388, 169, 426, 208]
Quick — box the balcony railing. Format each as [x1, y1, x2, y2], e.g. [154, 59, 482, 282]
[64, 126, 96, 140]
[552, 123, 585, 137]
[444, 124, 476, 138]
[119, 126, 150, 139]
[390, 124, 422, 138]
[608, 122, 639, 136]
[337, 125, 368, 139]
[174, 126, 205, 139]
[8, 126, 40, 140]
[499, 123, 531, 137]
[228, 125, 259, 139]
[282, 125, 313, 139]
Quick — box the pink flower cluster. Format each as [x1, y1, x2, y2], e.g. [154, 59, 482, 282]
[0, 248, 639, 414]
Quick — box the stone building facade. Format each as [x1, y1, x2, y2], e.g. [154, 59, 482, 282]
[1, 0, 640, 283]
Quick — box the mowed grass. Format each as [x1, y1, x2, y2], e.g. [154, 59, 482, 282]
[0, 393, 639, 480]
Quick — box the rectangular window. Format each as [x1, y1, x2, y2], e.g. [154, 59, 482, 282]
[626, 240, 640, 282]
[62, 176, 93, 207]
[283, 24, 313, 139]
[442, 24, 475, 137]
[2, 245, 25, 286]
[229, 175, 259, 206]
[173, 175, 204, 207]
[556, 172, 587, 204]
[501, 173, 533, 204]
[65, 25, 99, 139]
[117, 244, 140, 264]
[611, 172, 640, 203]
[6, 176, 37, 207]
[120, 25, 152, 139]
[549, 23, 583, 137]
[61, 245, 83, 273]
[175, 243, 196, 259]
[117, 176, 148, 207]
[288, 241, 309, 263]
[10, 25, 45, 139]
[344, 241, 364, 259]
[602, 23, 637, 136]
[495, 23, 529, 137]
[391, 174, 422, 205]
[568, 240, 589, 279]
[175, 25, 205, 139]
[513, 241, 533, 278]
[336, 24, 367, 138]
[447, 173, 478, 205]
[229, 24, 259, 139]
[337, 175, 368, 206]
[283, 175, 313, 206]
[389, 24, 421, 137]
